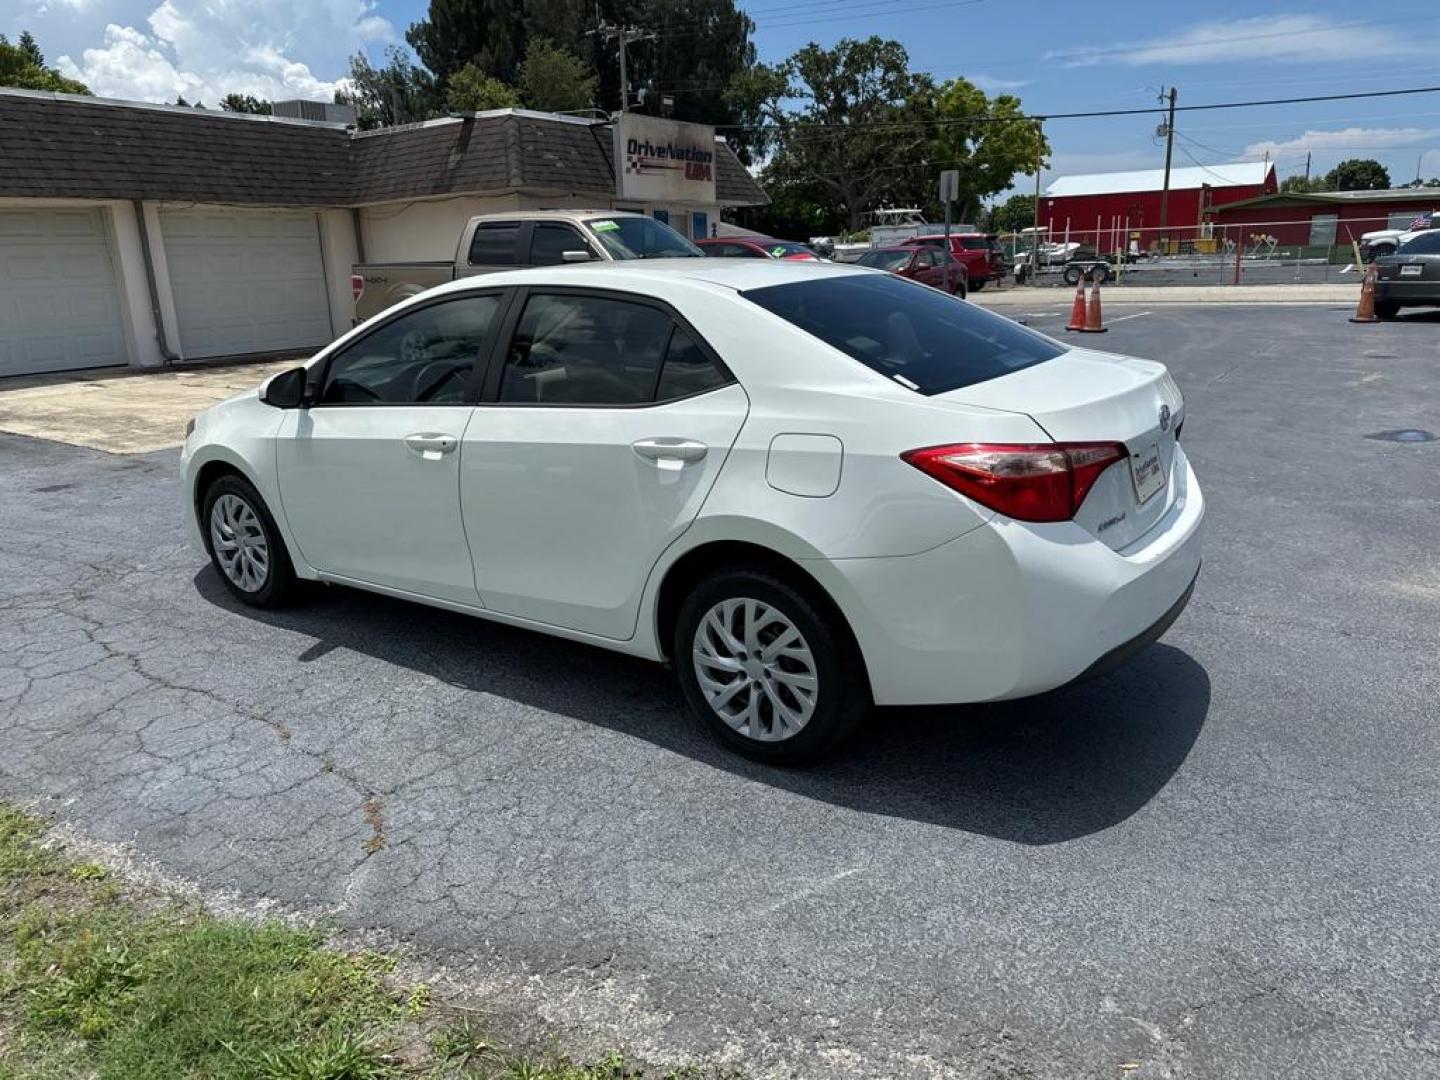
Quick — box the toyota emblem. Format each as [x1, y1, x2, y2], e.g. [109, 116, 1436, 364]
[1159, 404, 1172, 432]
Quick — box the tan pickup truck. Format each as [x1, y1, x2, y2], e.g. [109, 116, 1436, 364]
[351, 209, 703, 321]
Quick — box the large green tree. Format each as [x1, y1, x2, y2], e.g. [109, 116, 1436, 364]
[1324, 158, 1391, 191]
[518, 37, 597, 113]
[988, 193, 1036, 234]
[220, 93, 272, 115]
[928, 78, 1048, 224]
[756, 37, 934, 232]
[0, 31, 89, 94]
[446, 64, 520, 111]
[1280, 174, 1328, 193]
[403, 0, 766, 160]
[335, 47, 441, 129]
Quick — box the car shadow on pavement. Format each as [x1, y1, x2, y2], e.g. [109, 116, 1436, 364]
[195, 569, 1210, 845]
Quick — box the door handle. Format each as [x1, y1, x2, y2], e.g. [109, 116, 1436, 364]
[632, 438, 708, 469]
[404, 433, 457, 459]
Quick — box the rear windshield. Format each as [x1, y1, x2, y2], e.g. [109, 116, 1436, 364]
[585, 216, 703, 259]
[742, 273, 1065, 395]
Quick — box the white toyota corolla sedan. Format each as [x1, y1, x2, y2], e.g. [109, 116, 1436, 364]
[182, 259, 1203, 763]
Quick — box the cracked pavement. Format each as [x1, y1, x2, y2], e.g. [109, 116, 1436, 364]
[2, 305, 1439, 1077]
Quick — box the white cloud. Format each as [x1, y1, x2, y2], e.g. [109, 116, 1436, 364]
[54, 0, 394, 106]
[1047, 15, 1429, 68]
[971, 74, 1029, 93]
[1245, 127, 1440, 158]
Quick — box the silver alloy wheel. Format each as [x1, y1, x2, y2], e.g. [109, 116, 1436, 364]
[209, 492, 269, 593]
[692, 597, 818, 742]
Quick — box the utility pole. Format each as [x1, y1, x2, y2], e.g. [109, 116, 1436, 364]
[1157, 86, 1177, 252]
[591, 21, 656, 113]
[1031, 118, 1044, 282]
[1304, 151, 1312, 183]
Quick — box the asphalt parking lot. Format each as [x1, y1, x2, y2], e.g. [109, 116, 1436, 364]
[2, 303, 1439, 1078]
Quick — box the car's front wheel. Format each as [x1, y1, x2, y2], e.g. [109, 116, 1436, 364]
[674, 568, 869, 764]
[201, 474, 298, 608]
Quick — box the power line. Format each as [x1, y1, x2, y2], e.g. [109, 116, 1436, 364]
[715, 84, 1440, 133]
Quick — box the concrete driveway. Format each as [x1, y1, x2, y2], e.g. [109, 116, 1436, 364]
[1, 305, 1438, 1077]
[0, 358, 299, 454]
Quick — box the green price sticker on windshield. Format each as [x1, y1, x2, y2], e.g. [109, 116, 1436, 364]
[592, 220, 620, 232]
[771, 246, 787, 257]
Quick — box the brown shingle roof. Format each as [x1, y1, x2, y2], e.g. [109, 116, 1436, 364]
[0, 91, 768, 207]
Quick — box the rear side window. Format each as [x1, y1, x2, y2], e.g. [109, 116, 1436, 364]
[656, 328, 727, 400]
[468, 222, 520, 265]
[742, 274, 1064, 395]
[500, 294, 672, 405]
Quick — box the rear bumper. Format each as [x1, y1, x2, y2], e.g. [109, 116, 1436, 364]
[818, 453, 1205, 706]
[1374, 280, 1440, 304]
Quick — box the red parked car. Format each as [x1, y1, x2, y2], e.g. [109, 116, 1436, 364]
[854, 246, 968, 297]
[695, 237, 820, 260]
[901, 233, 1006, 289]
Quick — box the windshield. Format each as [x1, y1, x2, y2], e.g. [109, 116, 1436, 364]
[585, 216, 703, 259]
[764, 241, 816, 258]
[742, 273, 1065, 395]
[857, 250, 911, 271]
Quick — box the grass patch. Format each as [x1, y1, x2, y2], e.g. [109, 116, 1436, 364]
[0, 805, 731, 1079]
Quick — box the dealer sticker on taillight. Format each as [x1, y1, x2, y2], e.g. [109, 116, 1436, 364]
[1129, 443, 1166, 504]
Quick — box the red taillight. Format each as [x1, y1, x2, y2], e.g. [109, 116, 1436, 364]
[902, 442, 1127, 523]
[350, 274, 365, 302]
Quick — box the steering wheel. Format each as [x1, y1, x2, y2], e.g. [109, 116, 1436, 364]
[411, 359, 466, 402]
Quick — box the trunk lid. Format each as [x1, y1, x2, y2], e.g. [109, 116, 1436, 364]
[935, 347, 1185, 550]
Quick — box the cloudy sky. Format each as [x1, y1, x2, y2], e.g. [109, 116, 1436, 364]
[7, 0, 1440, 188]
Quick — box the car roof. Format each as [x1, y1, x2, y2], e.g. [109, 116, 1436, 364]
[414, 257, 874, 301]
[470, 209, 645, 222]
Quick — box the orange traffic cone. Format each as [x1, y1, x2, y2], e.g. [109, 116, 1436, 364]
[1079, 268, 1107, 333]
[1350, 263, 1379, 323]
[1064, 275, 1088, 331]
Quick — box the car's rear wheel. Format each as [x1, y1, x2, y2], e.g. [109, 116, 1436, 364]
[1374, 300, 1400, 320]
[969, 277, 987, 291]
[674, 568, 868, 764]
[202, 474, 298, 608]
[1062, 264, 1082, 286]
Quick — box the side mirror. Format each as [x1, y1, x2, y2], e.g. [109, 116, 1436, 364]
[561, 249, 594, 263]
[261, 366, 308, 409]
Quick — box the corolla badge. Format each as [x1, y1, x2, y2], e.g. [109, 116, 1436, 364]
[1159, 404, 1172, 432]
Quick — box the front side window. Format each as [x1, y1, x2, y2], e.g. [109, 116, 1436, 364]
[585, 216, 702, 259]
[321, 295, 501, 404]
[743, 273, 1064, 396]
[529, 223, 594, 266]
[468, 222, 521, 265]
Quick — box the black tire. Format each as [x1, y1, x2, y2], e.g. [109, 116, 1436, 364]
[952, 274, 968, 299]
[1374, 300, 1400, 320]
[969, 277, 987, 292]
[200, 473, 299, 608]
[1062, 265, 1081, 286]
[673, 567, 869, 765]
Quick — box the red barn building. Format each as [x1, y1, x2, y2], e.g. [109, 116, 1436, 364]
[1211, 189, 1440, 251]
[1041, 162, 1276, 249]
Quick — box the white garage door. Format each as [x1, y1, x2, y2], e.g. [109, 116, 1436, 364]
[0, 208, 127, 378]
[161, 208, 333, 359]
